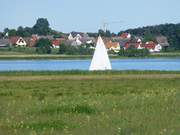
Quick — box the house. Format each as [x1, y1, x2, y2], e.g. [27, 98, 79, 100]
[68, 33, 74, 40]
[24, 35, 39, 47]
[71, 38, 82, 46]
[9, 36, 27, 47]
[86, 40, 93, 44]
[120, 33, 131, 39]
[156, 36, 169, 50]
[29, 35, 39, 47]
[144, 41, 162, 52]
[75, 34, 82, 40]
[123, 42, 142, 50]
[136, 44, 144, 50]
[154, 44, 162, 52]
[124, 42, 130, 50]
[105, 40, 120, 53]
[16, 37, 27, 47]
[51, 39, 61, 48]
[66, 33, 95, 46]
[0, 39, 9, 47]
[9, 36, 19, 45]
[123, 38, 141, 50]
[145, 41, 156, 50]
[137, 38, 142, 44]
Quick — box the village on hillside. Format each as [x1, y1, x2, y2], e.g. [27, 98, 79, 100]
[0, 18, 172, 55]
[0, 32, 169, 53]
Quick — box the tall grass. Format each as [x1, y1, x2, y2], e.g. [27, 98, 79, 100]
[0, 72, 180, 134]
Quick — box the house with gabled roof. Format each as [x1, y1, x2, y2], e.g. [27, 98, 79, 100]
[16, 37, 27, 47]
[51, 39, 61, 48]
[145, 41, 156, 50]
[156, 36, 169, 50]
[71, 38, 82, 46]
[105, 40, 120, 53]
[9, 36, 27, 47]
[68, 33, 74, 40]
[0, 39, 9, 47]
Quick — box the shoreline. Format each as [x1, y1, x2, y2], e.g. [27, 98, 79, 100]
[0, 53, 180, 60]
[1, 70, 180, 76]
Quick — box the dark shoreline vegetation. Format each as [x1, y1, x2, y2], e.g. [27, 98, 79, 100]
[1, 70, 180, 76]
[0, 71, 180, 134]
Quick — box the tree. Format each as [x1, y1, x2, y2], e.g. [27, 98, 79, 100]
[98, 29, 105, 36]
[0, 32, 3, 39]
[24, 27, 33, 37]
[87, 32, 98, 37]
[35, 38, 52, 54]
[59, 43, 67, 54]
[105, 30, 111, 37]
[33, 18, 51, 35]
[3, 28, 9, 34]
[17, 26, 25, 37]
[98, 29, 112, 37]
[8, 29, 17, 37]
[143, 34, 156, 42]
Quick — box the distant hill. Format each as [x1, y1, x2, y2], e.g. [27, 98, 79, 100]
[118, 23, 180, 50]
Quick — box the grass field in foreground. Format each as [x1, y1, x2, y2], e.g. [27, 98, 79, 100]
[0, 71, 180, 135]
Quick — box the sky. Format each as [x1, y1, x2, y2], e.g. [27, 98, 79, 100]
[1, 0, 180, 33]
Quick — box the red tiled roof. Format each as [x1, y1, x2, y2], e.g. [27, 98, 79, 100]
[9, 36, 19, 45]
[105, 41, 120, 49]
[145, 41, 156, 49]
[52, 40, 61, 46]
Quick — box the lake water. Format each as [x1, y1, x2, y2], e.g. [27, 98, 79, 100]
[0, 58, 180, 71]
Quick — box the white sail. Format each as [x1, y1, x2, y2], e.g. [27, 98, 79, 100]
[89, 36, 112, 71]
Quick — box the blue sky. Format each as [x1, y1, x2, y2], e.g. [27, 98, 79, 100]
[1, 0, 180, 33]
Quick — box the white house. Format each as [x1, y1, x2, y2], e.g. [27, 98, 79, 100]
[137, 38, 142, 43]
[16, 37, 27, 47]
[71, 38, 82, 46]
[86, 40, 93, 44]
[68, 33, 74, 40]
[154, 44, 162, 52]
[137, 44, 144, 50]
[75, 34, 82, 40]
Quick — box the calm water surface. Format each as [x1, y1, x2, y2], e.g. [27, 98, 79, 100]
[0, 58, 180, 71]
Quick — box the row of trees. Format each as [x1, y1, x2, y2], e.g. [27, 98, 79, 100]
[118, 23, 180, 50]
[3, 18, 62, 37]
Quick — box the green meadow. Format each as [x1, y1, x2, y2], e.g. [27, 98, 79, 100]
[0, 71, 180, 135]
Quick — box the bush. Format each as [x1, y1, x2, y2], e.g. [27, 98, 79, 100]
[119, 48, 150, 57]
[35, 38, 52, 54]
[59, 44, 94, 55]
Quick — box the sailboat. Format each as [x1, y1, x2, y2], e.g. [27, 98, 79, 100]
[89, 36, 112, 71]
